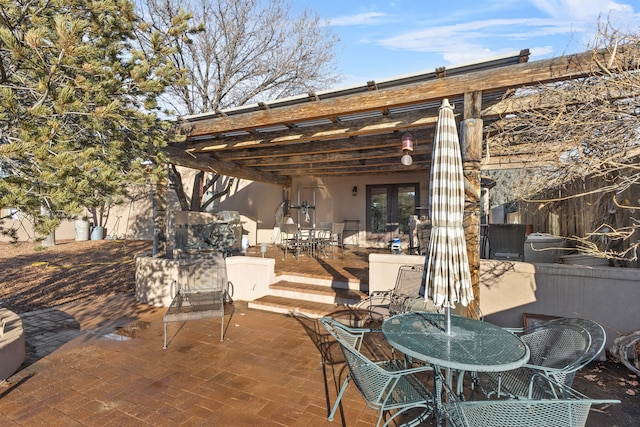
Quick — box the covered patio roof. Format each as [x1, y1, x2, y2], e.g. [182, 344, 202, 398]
[167, 48, 607, 187]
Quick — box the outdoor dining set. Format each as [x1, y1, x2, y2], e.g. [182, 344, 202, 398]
[319, 274, 620, 427]
[313, 98, 618, 426]
[279, 221, 345, 259]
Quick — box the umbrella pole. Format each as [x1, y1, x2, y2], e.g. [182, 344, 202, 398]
[445, 306, 451, 335]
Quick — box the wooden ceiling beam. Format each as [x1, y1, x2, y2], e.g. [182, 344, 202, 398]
[212, 130, 435, 161]
[240, 145, 432, 167]
[259, 156, 431, 173]
[181, 49, 609, 137]
[276, 160, 430, 176]
[482, 87, 640, 118]
[183, 109, 440, 152]
[164, 146, 291, 186]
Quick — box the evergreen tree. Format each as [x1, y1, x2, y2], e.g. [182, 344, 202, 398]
[0, 0, 190, 240]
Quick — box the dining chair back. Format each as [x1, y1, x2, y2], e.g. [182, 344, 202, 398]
[328, 222, 345, 258]
[280, 223, 301, 258]
[444, 397, 619, 427]
[355, 264, 425, 320]
[320, 317, 433, 427]
[545, 317, 606, 374]
[480, 317, 605, 399]
[163, 253, 229, 348]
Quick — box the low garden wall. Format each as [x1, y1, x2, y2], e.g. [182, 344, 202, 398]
[368, 253, 640, 352]
[0, 308, 26, 381]
[135, 255, 274, 307]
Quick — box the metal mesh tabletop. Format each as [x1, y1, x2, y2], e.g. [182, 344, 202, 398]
[382, 312, 529, 372]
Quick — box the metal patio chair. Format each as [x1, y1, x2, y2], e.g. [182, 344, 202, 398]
[163, 253, 229, 348]
[355, 264, 425, 320]
[479, 317, 606, 399]
[354, 264, 483, 327]
[316, 222, 345, 259]
[444, 396, 620, 427]
[279, 223, 301, 259]
[328, 222, 345, 258]
[320, 317, 434, 427]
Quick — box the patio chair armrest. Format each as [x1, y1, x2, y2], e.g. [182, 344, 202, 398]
[376, 359, 434, 375]
[369, 290, 392, 297]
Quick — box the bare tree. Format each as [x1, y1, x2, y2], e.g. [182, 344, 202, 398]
[138, 0, 339, 212]
[485, 21, 640, 261]
[139, 0, 339, 116]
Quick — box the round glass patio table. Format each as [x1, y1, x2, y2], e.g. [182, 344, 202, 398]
[382, 311, 529, 373]
[382, 311, 530, 426]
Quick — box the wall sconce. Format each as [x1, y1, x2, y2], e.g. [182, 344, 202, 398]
[401, 132, 414, 166]
[352, 186, 358, 196]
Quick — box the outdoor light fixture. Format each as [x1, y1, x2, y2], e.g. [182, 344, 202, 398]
[352, 186, 358, 196]
[401, 132, 414, 166]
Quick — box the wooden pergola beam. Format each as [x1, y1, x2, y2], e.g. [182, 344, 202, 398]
[182, 109, 440, 152]
[181, 49, 608, 138]
[164, 146, 291, 186]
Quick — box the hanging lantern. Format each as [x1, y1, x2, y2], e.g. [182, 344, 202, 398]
[401, 132, 414, 166]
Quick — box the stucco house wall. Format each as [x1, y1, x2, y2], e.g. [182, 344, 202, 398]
[4, 166, 428, 248]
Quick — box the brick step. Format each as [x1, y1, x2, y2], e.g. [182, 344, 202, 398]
[269, 280, 367, 305]
[248, 295, 342, 318]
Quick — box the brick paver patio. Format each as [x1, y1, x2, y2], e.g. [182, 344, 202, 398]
[1, 284, 636, 426]
[1, 293, 390, 426]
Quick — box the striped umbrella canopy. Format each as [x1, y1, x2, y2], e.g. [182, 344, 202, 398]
[423, 99, 473, 331]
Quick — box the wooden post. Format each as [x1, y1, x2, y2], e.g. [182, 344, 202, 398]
[153, 171, 168, 257]
[461, 91, 483, 312]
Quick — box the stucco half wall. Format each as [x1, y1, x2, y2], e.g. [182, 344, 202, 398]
[368, 253, 640, 351]
[135, 255, 275, 307]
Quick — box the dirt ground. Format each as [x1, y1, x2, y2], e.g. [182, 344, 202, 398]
[0, 239, 154, 314]
[1, 239, 638, 425]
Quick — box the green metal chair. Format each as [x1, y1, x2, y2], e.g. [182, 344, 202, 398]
[355, 264, 483, 322]
[355, 264, 426, 320]
[444, 397, 619, 427]
[479, 317, 606, 399]
[163, 253, 229, 348]
[320, 317, 434, 427]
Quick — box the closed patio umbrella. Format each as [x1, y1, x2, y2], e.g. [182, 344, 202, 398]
[422, 98, 473, 334]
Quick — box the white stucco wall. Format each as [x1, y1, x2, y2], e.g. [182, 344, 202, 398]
[368, 253, 640, 352]
[135, 254, 275, 307]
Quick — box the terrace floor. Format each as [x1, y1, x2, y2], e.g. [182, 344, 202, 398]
[1, 240, 638, 426]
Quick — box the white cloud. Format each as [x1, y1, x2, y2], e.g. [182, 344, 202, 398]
[378, 18, 572, 52]
[530, 0, 632, 20]
[329, 12, 388, 26]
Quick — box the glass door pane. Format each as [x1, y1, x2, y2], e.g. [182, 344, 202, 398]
[397, 186, 416, 235]
[370, 187, 388, 234]
[366, 183, 419, 246]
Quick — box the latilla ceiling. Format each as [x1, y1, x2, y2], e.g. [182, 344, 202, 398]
[167, 48, 608, 187]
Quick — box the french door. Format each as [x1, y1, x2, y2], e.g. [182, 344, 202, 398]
[366, 184, 419, 244]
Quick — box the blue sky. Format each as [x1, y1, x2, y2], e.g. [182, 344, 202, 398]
[291, 0, 640, 87]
